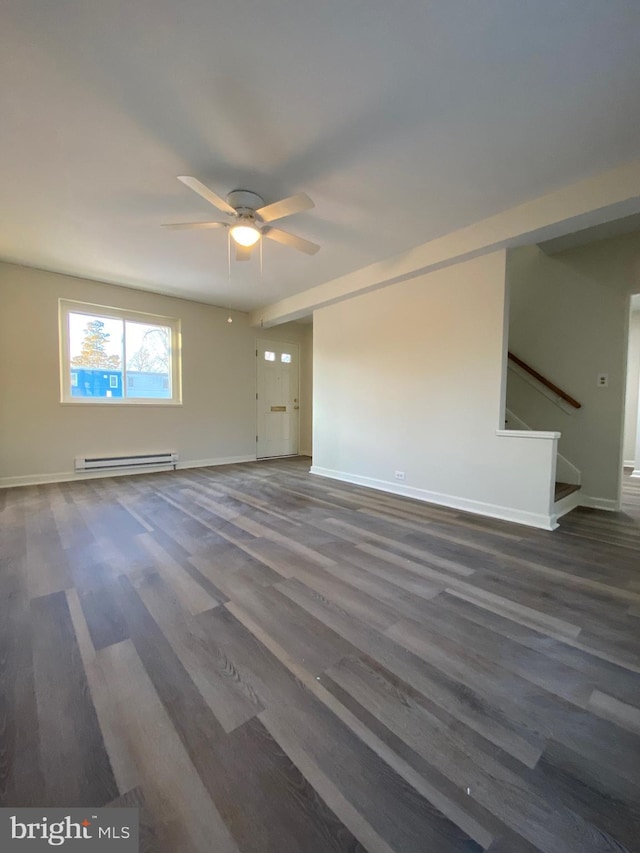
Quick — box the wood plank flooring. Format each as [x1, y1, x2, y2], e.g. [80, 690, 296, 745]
[2, 460, 640, 852]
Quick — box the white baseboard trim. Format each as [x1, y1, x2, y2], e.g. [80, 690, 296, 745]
[624, 459, 635, 468]
[578, 495, 621, 511]
[177, 455, 256, 470]
[309, 466, 557, 531]
[0, 466, 174, 488]
[0, 454, 257, 489]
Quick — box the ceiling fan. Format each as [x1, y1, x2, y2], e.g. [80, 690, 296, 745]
[163, 177, 320, 260]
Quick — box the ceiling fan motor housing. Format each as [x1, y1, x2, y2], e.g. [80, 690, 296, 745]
[226, 190, 265, 218]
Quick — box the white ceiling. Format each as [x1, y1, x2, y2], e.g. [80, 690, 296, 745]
[2, 1, 640, 312]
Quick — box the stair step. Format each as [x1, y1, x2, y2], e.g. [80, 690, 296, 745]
[555, 482, 581, 502]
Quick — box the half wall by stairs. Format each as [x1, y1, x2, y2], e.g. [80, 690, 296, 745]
[505, 408, 582, 524]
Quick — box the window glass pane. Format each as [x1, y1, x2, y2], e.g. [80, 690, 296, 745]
[264, 351, 275, 361]
[68, 313, 123, 398]
[61, 301, 180, 405]
[125, 322, 171, 399]
[281, 353, 292, 363]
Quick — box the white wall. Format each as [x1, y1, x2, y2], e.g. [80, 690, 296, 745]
[252, 158, 640, 327]
[312, 251, 559, 529]
[297, 323, 313, 456]
[507, 233, 640, 507]
[623, 310, 640, 466]
[0, 262, 312, 486]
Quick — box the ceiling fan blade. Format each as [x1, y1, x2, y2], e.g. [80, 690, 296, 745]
[177, 176, 237, 216]
[263, 226, 320, 255]
[235, 243, 253, 261]
[256, 192, 314, 223]
[161, 221, 227, 230]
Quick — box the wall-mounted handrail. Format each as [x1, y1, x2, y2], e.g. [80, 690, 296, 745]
[507, 352, 582, 409]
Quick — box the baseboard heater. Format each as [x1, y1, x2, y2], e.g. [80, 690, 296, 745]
[75, 452, 178, 472]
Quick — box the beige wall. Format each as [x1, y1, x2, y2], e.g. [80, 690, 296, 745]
[507, 233, 640, 505]
[0, 262, 312, 485]
[312, 251, 560, 529]
[624, 310, 640, 465]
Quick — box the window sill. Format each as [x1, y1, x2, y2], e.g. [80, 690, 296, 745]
[60, 400, 183, 407]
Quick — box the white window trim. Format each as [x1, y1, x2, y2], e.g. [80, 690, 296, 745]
[59, 299, 182, 406]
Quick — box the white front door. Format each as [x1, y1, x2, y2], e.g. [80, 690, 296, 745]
[256, 340, 300, 459]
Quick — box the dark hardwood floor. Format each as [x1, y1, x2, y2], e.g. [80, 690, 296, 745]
[2, 459, 640, 852]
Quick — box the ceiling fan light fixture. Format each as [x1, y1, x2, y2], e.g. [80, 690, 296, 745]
[168, 178, 319, 255]
[230, 223, 261, 247]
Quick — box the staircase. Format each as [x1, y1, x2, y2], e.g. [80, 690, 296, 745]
[551, 480, 582, 527]
[505, 352, 586, 527]
[504, 354, 584, 527]
[554, 482, 581, 502]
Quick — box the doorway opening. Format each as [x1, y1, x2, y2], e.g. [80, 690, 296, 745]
[623, 293, 640, 477]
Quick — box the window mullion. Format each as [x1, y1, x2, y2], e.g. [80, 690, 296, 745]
[122, 319, 128, 400]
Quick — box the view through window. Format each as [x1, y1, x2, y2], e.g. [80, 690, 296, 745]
[59, 301, 181, 404]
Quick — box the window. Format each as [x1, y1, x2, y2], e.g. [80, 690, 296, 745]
[281, 353, 292, 363]
[264, 351, 276, 362]
[59, 300, 182, 405]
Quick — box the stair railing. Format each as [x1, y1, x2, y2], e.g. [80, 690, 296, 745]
[507, 352, 581, 409]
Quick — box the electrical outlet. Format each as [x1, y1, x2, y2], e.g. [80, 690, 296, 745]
[395, 470, 406, 481]
[597, 373, 608, 387]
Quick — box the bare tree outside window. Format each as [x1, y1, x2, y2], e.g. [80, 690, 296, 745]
[126, 326, 170, 373]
